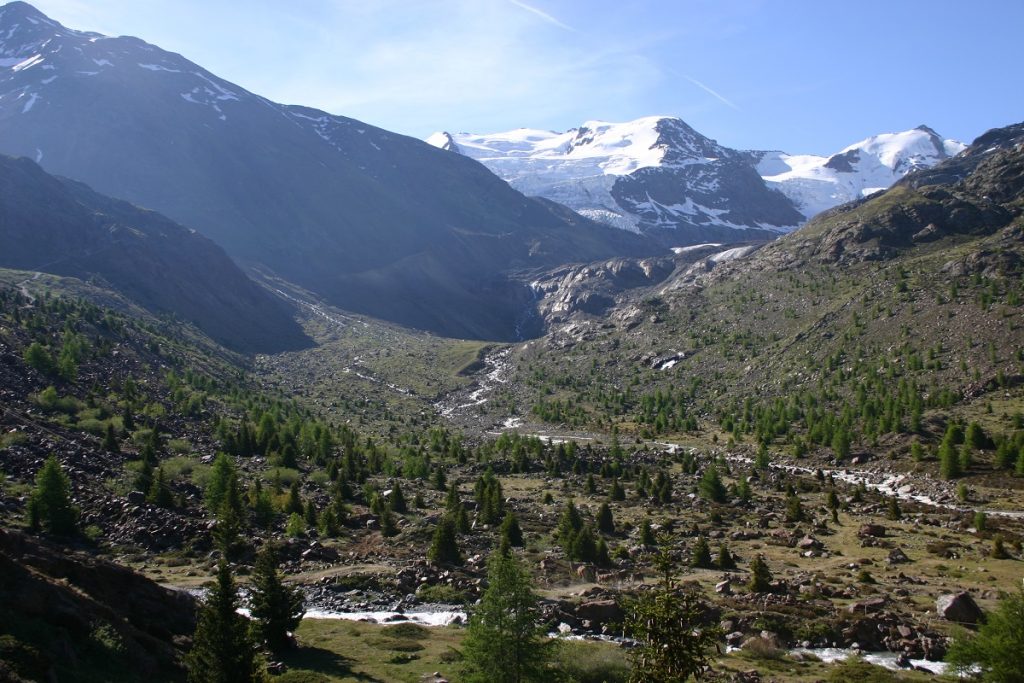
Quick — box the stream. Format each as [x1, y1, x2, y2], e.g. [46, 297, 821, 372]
[436, 347, 512, 419]
[723, 452, 1024, 520]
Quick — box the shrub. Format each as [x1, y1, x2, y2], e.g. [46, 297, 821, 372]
[35, 386, 80, 414]
[167, 438, 192, 454]
[740, 635, 784, 660]
[264, 467, 301, 487]
[555, 640, 629, 683]
[381, 623, 429, 640]
[825, 656, 898, 682]
[415, 584, 468, 604]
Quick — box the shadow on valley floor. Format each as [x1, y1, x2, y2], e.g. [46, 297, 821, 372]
[281, 646, 385, 683]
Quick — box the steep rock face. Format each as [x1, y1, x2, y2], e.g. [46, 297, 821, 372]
[530, 256, 676, 323]
[0, 2, 659, 341]
[0, 155, 309, 352]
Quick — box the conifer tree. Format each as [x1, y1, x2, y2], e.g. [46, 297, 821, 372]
[214, 495, 243, 561]
[940, 440, 962, 479]
[445, 483, 471, 533]
[698, 466, 726, 503]
[277, 444, 298, 470]
[186, 561, 257, 683]
[147, 466, 174, 508]
[429, 516, 462, 565]
[735, 475, 752, 502]
[959, 444, 973, 472]
[887, 497, 902, 521]
[251, 483, 276, 530]
[433, 466, 447, 491]
[597, 502, 615, 533]
[624, 545, 722, 682]
[28, 455, 78, 536]
[103, 422, 119, 452]
[281, 480, 302, 515]
[134, 459, 155, 496]
[303, 500, 318, 529]
[475, 470, 504, 525]
[381, 506, 399, 537]
[910, 440, 924, 462]
[748, 554, 773, 593]
[716, 543, 736, 570]
[754, 445, 771, 471]
[690, 537, 713, 569]
[319, 506, 340, 537]
[500, 511, 524, 547]
[121, 404, 136, 432]
[638, 518, 655, 546]
[785, 491, 804, 522]
[571, 524, 597, 563]
[946, 586, 1024, 679]
[206, 453, 240, 513]
[461, 551, 551, 683]
[831, 428, 851, 460]
[285, 512, 305, 538]
[389, 481, 407, 513]
[250, 543, 305, 656]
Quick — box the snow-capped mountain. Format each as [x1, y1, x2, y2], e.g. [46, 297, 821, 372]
[0, 1, 657, 341]
[755, 126, 967, 219]
[428, 118, 964, 242]
[428, 117, 802, 244]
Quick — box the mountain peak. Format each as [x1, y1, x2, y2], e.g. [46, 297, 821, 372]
[0, 1, 91, 57]
[0, 1, 60, 33]
[0, 1, 46, 20]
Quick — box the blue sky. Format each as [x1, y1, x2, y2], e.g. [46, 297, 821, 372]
[28, 0, 1024, 154]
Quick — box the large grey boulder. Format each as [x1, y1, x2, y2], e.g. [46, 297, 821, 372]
[936, 592, 984, 625]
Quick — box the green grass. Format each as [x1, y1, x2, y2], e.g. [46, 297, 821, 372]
[285, 620, 636, 683]
[285, 619, 464, 683]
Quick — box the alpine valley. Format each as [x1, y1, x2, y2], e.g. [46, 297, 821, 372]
[1, 3, 1023, 683]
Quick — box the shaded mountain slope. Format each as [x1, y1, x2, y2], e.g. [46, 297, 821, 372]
[0, 528, 196, 682]
[0, 2, 659, 340]
[0, 154, 309, 352]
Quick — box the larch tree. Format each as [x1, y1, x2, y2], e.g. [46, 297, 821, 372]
[461, 551, 553, 683]
[249, 542, 305, 656]
[186, 561, 258, 683]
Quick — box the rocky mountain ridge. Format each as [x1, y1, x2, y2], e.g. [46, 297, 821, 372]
[0, 1, 660, 342]
[428, 117, 963, 246]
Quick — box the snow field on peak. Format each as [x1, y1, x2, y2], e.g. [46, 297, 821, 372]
[759, 127, 965, 219]
[433, 116, 678, 177]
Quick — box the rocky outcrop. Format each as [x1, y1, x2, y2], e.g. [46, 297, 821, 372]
[770, 122, 1024, 267]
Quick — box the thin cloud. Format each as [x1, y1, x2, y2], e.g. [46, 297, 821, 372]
[507, 0, 576, 32]
[680, 73, 740, 111]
